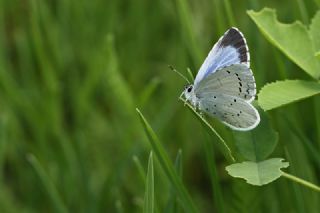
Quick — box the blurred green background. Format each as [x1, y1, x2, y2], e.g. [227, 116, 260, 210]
[0, 0, 319, 212]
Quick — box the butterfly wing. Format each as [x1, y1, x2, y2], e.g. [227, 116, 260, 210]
[194, 27, 249, 86]
[198, 94, 260, 131]
[194, 64, 256, 102]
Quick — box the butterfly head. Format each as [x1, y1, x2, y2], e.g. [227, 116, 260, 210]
[182, 84, 194, 100]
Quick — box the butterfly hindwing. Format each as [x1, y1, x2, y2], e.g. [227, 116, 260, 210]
[194, 64, 256, 102]
[194, 27, 250, 85]
[199, 94, 260, 131]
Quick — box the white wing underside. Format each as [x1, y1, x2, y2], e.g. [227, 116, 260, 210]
[198, 94, 260, 131]
[195, 64, 256, 102]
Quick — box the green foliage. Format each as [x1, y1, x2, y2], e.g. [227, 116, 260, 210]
[27, 155, 68, 213]
[258, 80, 320, 110]
[249, 8, 320, 113]
[136, 109, 198, 213]
[0, 0, 320, 212]
[226, 158, 289, 186]
[310, 11, 320, 52]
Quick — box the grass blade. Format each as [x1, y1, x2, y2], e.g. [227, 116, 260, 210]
[166, 149, 183, 213]
[211, 0, 226, 34]
[136, 108, 198, 213]
[223, 0, 236, 26]
[27, 154, 68, 213]
[133, 155, 146, 183]
[144, 152, 154, 213]
[203, 133, 225, 212]
[175, 0, 203, 65]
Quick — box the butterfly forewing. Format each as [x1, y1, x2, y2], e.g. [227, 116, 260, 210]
[199, 94, 260, 130]
[194, 27, 250, 86]
[195, 64, 256, 102]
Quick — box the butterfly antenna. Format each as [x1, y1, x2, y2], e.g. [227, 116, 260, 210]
[168, 65, 190, 84]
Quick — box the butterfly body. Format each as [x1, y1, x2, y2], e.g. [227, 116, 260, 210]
[182, 28, 260, 131]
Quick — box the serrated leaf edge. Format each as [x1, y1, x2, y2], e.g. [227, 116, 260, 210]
[247, 8, 320, 79]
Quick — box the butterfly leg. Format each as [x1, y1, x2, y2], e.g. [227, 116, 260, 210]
[194, 101, 206, 117]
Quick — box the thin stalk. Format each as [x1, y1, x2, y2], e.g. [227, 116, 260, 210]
[282, 172, 320, 192]
[144, 152, 154, 213]
[203, 133, 224, 212]
[179, 97, 235, 163]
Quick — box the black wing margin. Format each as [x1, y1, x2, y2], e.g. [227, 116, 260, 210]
[219, 27, 250, 66]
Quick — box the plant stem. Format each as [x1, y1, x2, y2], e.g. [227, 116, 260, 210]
[282, 172, 320, 192]
[179, 97, 235, 162]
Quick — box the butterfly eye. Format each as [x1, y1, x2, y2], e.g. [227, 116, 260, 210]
[187, 86, 193, 93]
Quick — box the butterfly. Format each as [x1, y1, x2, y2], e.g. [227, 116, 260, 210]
[181, 27, 260, 131]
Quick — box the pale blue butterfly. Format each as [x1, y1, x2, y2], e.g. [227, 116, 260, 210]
[182, 27, 260, 131]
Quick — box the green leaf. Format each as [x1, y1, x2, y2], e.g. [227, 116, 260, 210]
[248, 8, 320, 79]
[233, 108, 278, 161]
[226, 158, 289, 186]
[258, 80, 320, 110]
[310, 11, 320, 52]
[144, 152, 154, 213]
[136, 109, 198, 213]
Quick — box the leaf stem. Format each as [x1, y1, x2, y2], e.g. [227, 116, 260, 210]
[282, 172, 320, 192]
